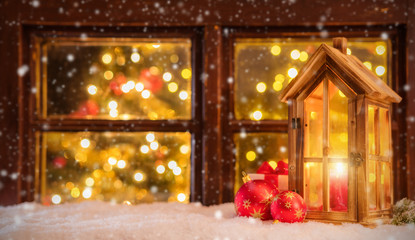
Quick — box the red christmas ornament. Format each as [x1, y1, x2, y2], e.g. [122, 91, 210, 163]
[52, 156, 67, 169]
[110, 73, 127, 95]
[234, 176, 279, 220]
[270, 190, 307, 223]
[139, 68, 163, 93]
[71, 100, 100, 117]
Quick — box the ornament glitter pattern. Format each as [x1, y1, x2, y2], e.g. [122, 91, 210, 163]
[270, 190, 307, 223]
[234, 180, 279, 220]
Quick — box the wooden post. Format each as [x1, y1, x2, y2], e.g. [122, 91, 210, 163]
[333, 37, 348, 54]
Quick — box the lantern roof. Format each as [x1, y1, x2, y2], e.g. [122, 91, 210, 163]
[280, 38, 402, 103]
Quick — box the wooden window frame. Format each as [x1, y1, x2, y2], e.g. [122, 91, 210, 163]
[20, 25, 205, 203]
[221, 26, 406, 204]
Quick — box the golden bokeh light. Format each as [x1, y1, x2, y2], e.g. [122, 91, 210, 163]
[246, 151, 256, 161]
[270, 45, 281, 56]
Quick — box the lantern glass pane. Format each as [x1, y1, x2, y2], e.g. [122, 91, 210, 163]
[379, 108, 390, 157]
[41, 39, 192, 120]
[233, 133, 288, 193]
[380, 162, 392, 209]
[368, 106, 376, 155]
[304, 162, 323, 211]
[40, 131, 191, 205]
[328, 81, 348, 158]
[328, 162, 348, 212]
[304, 82, 324, 158]
[368, 160, 377, 211]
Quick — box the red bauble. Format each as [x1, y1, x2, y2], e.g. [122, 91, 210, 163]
[270, 190, 307, 223]
[110, 73, 127, 95]
[139, 68, 163, 93]
[52, 156, 67, 169]
[234, 180, 279, 220]
[72, 100, 100, 117]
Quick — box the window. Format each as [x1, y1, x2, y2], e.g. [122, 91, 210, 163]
[28, 28, 203, 205]
[227, 32, 392, 196]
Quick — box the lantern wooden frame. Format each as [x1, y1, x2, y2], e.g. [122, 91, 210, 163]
[280, 38, 401, 224]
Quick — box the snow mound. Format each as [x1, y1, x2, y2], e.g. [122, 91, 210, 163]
[0, 201, 414, 240]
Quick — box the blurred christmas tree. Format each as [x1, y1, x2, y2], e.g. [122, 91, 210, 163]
[42, 41, 192, 205]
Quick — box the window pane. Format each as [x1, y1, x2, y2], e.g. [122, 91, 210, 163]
[40, 132, 191, 205]
[328, 81, 348, 158]
[379, 108, 390, 157]
[41, 39, 192, 120]
[304, 162, 323, 211]
[233, 38, 390, 120]
[380, 162, 391, 209]
[368, 105, 376, 155]
[329, 162, 348, 212]
[304, 82, 324, 158]
[368, 160, 377, 211]
[234, 133, 288, 193]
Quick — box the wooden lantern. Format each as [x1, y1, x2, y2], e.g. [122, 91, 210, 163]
[280, 38, 401, 224]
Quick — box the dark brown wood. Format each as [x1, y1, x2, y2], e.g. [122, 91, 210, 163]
[333, 37, 348, 54]
[0, 0, 413, 206]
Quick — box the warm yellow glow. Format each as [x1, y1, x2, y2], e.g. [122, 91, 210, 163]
[109, 109, 118, 118]
[246, 151, 256, 161]
[252, 110, 263, 121]
[117, 160, 126, 169]
[163, 72, 172, 82]
[149, 66, 160, 75]
[168, 160, 177, 169]
[51, 194, 61, 204]
[275, 74, 285, 83]
[108, 100, 118, 109]
[102, 53, 112, 64]
[290, 49, 300, 60]
[168, 82, 178, 93]
[273, 81, 283, 92]
[268, 161, 277, 170]
[104, 70, 114, 80]
[66, 182, 74, 190]
[82, 188, 92, 199]
[180, 145, 190, 154]
[173, 166, 182, 175]
[152, 44, 160, 48]
[85, 177, 94, 187]
[336, 163, 345, 174]
[87, 85, 97, 95]
[140, 145, 150, 154]
[71, 187, 80, 198]
[150, 141, 159, 150]
[123, 201, 132, 206]
[116, 56, 125, 66]
[179, 91, 188, 100]
[310, 111, 317, 120]
[270, 45, 281, 56]
[288, 68, 298, 78]
[134, 172, 144, 182]
[256, 82, 267, 93]
[80, 138, 91, 148]
[156, 165, 165, 174]
[375, 66, 386, 76]
[363, 61, 372, 70]
[181, 69, 192, 79]
[103, 163, 112, 172]
[339, 133, 348, 143]
[177, 193, 186, 202]
[369, 173, 376, 183]
[146, 133, 155, 142]
[108, 157, 117, 165]
[338, 90, 346, 98]
[135, 82, 144, 92]
[141, 90, 151, 99]
[75, 153, 86, 162]
[376, 45, 386, 55]
[347, 48, 352, 55]
[299, 51, 308, 62]
[170, 54, 179, 63]
[131, 52, 141, 63]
